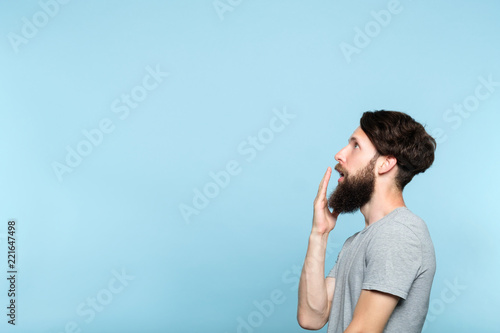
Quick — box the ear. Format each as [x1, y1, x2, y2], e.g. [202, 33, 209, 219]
[378, 155, 398, 175]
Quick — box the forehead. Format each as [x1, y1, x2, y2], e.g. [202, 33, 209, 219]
[349, 126, 369, 142]
[348, 127, 376, 150]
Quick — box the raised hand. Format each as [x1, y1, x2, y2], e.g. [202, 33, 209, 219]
[312, 167, 339, 235]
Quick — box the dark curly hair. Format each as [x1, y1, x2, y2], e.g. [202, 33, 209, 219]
[360, 110, 436, 190]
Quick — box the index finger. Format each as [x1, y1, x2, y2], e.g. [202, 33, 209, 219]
[317, 166, 332, 198]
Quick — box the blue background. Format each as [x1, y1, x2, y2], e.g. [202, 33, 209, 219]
[1, 0, 499, 332]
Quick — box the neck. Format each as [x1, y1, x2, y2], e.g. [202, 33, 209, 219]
[360, 185, 406, 227]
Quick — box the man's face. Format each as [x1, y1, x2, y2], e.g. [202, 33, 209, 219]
[327, 127, 379, 214]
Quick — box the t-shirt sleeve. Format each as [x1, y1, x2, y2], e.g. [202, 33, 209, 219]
[362, 222, 422, 300]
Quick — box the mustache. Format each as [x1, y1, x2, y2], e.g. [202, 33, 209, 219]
[334, 164, 347, 176]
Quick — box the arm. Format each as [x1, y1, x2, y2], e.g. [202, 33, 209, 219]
[297, 234, 336, 329]
[297, 167, 339, 330]
[344, 290, 400, 333]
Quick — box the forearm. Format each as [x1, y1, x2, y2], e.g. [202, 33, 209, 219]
[297, 232, 331, 328]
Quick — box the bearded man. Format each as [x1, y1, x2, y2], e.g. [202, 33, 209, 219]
[297, 110, 437, 333]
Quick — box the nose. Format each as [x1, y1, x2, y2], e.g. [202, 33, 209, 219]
[335, 145, 348, 163]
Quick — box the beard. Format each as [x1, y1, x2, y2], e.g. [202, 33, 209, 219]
[327, 155, 377, 214]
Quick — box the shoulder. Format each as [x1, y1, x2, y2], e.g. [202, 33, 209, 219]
[375, 207, 432, 244]
[347, 231, 361, 242]
[337, 231, 362, 254]
[365, 208, 436, 267]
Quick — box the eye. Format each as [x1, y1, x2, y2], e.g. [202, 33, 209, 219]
[354, 142, 359, 148]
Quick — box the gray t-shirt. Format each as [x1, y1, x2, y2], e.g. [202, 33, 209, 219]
[326, 207, 436, 333]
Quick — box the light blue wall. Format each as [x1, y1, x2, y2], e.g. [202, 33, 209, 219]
[1, 1, 499, 332]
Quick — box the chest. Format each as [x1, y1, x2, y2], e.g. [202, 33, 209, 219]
[336, 233, 370, 290]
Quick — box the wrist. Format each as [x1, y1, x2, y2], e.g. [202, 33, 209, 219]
[309, 230, 330, 243]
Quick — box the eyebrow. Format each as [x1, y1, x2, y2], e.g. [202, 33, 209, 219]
[348, 136, 360, 144]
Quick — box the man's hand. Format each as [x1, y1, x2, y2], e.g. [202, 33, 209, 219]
[312, 167, 339, 235]
[297, 167, 339, 329]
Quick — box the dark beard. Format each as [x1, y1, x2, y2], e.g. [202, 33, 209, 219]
[327, 156, 377, 214]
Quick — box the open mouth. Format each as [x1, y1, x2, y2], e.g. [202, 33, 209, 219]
[336, 168, 345, 182]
